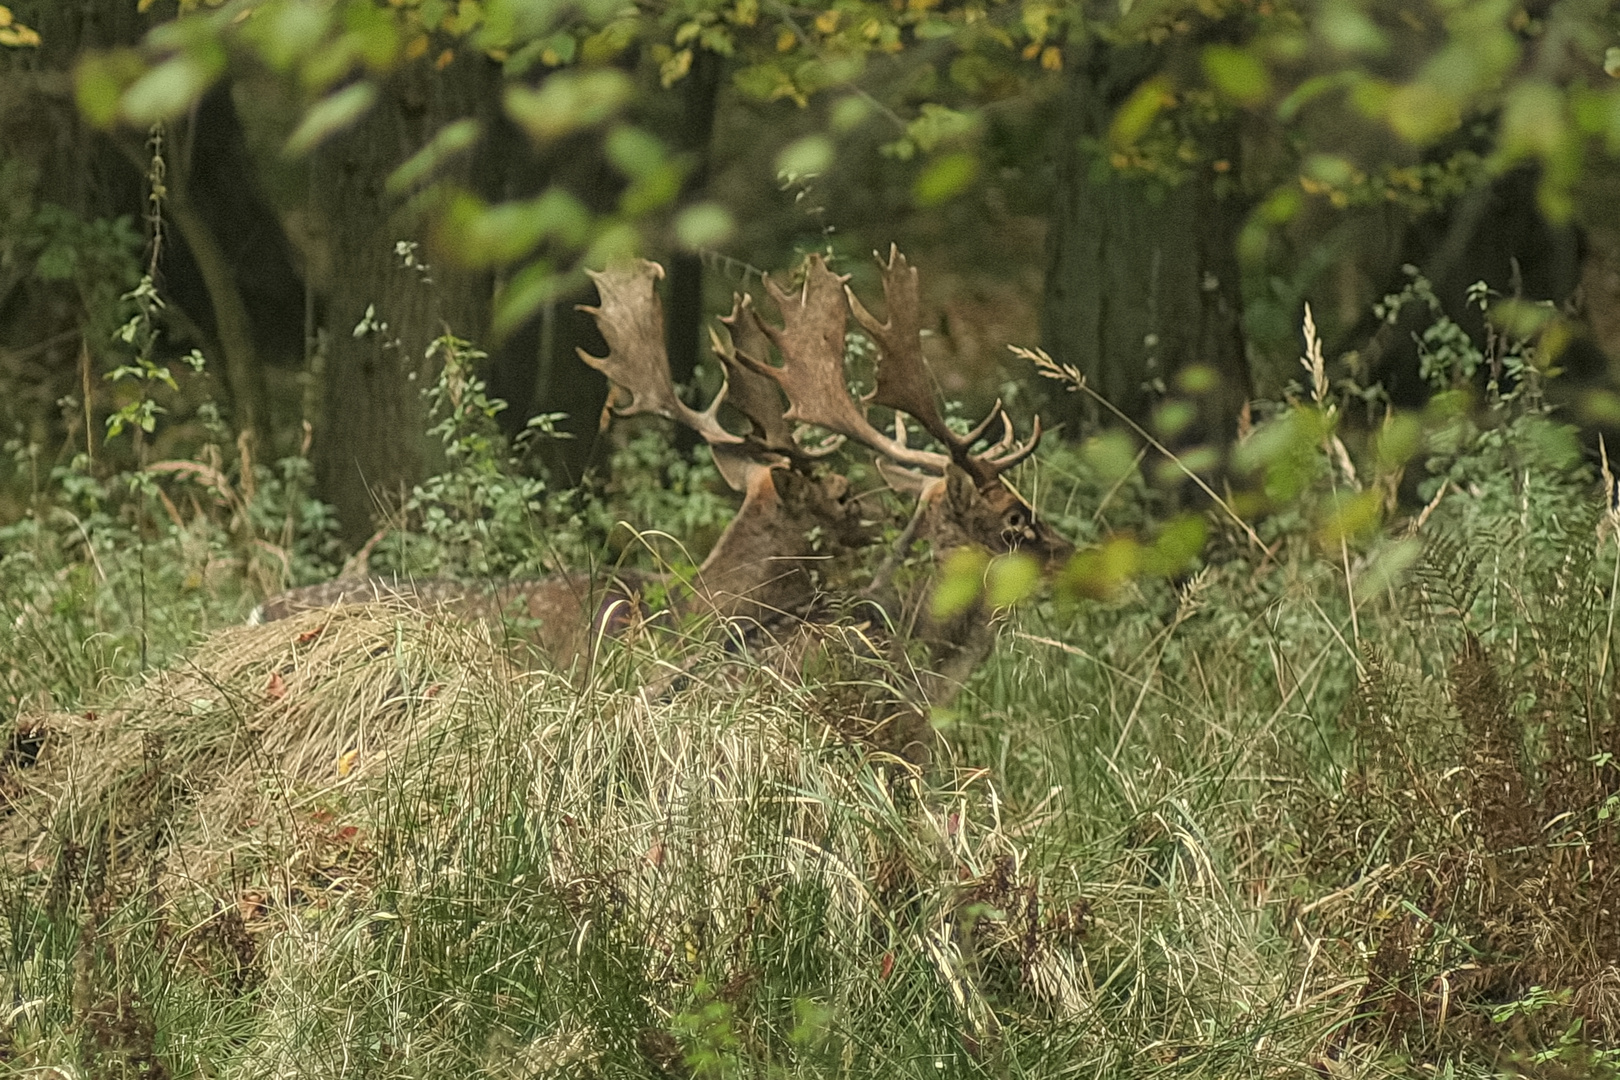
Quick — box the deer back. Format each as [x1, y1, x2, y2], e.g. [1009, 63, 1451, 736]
[253, 572, 651, 669]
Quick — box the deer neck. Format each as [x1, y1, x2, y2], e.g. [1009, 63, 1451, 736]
[688, 466, 873, 623]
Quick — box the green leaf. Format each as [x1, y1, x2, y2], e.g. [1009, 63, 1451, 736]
[795, 53, 863, 94]
[121, 51, 223, 124]
[285, 82, 379, 157]
[1110, 75, 1172, 147]
[437, 188, 591, 267]
[985, 552, 1040, 609]
[1315, 489, 1382, 546]
[494, 259, 564, 338]
[1152, 400, 1195, 439]
[75, 49, 145, 129]
[605, 125, 666, 178]
[505, 69, 633, 141]
[387, 119, 482, 195]
[674, 203, 735, 250]
[776, 134, 833, 179]
[1175, 366, 1218, 395]
[830, 95, 870, 133]
[1386, 82, 1460, 144]
[1302, 153, 1355, 186]
[1498, 80, 1566, 163]
[1202, 45, 1271, 105]
[907, 103, 977, 152]
[1373, 412, 1423, 470]
[1061, 537, 1141, 600]
[931, 547, 989, 620]
[246, 3, 332, 71]
[343, 4, 403, 70]
[1581, 390, 1620, 426]
[1317, 1, 1387, 55]
[583, 222, 639, 269]
[580, 18, 637, 63]
[1144, 514, 1206, 576]
[1353, 538, 1422, 602]
[1082, 432, 1139, 485]
[619, 163, 683, 217]
[913, 151, 978, 206]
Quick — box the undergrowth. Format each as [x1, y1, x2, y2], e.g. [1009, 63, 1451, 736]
[6, 282, 1620, 1077]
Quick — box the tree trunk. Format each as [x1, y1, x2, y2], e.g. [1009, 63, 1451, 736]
[1041, 46, 1251, 443]
[310, 57, 499, 548]
[664, 48, 726, 453]
[165, 188, 270, 440]
[0, 2, 149, 448]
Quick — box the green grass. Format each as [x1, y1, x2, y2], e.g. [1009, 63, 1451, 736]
[5, 434, 1620, 1078]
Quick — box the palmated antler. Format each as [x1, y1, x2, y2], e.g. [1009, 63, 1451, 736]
[578, 260, 741, 451]
[846, 245, 1042, 490]
[710, 293, 808, 460]
[744, 255, 951, 475]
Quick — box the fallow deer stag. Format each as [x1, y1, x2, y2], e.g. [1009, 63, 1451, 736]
[257, 248, 1070, 756]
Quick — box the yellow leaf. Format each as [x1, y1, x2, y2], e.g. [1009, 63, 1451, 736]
[404, 33, 429, 60]
[777, 28, 796, 51]
[661, 47, 692, 87]
[1021, 41, 1040, 60]
[0, 7, 12, 27]
[932, 547, 990, 620]
[1040, 45, 1061, 71]
[986, 552, 1040, 608]
[814, 8, 840, 33]
[1110, 75, 1173, 148]
[338, 748, 360, 778]
[1315, 489, 1382, 547]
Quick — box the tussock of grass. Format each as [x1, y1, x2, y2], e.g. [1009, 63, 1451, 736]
[2, 593, 1339, 1078]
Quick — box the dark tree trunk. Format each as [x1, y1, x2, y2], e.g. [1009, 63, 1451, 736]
[1042, 46, 1252, 442]
[162, 82, 307, 444]
[664, 47, 726, 453]
[479, 116, 614, 485]
[0, 2, 148, 447]
[310, 58, 499, 548]
[482, 51, 725, 480]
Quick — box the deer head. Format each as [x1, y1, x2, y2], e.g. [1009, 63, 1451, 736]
[577, 248, 1069, 623]
[579, 249, 1071, 735]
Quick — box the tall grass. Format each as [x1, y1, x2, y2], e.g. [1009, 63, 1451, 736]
[8, 444, 1616, 1078]
[7, 311, 1620, 1075]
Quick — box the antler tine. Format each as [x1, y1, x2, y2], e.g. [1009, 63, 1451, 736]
[984, 404, 1018, 457]
[846, 245, 1043, 488]
[713, 293, 802, 457]
[750, 254, 948, 474]
[959, 400, 1006, 449]
[844, 245, 960, 452]
[982, 413, 1043, 470]
[578, 260, 741, 452]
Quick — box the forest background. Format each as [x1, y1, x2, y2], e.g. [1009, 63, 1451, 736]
[9, 3, 1620, 1077]
[4, 0, 1619, 547]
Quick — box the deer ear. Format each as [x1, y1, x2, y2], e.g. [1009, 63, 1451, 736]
[875, 459, 934, 497]
[711, 444, 784, 492]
